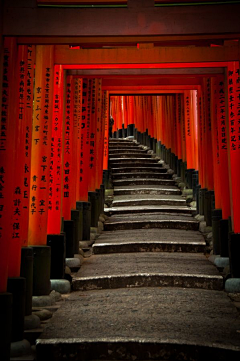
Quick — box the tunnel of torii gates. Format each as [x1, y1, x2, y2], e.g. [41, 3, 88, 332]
[1, 39, 240, 303]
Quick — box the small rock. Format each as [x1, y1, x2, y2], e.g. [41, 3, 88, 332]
[228, 292, 240, 302]
[50, 279, 71, 294]
[79, 240, 92, 248]
[66, 257, 81, 268]
[74, 254, 84, 265]
[214, 257, 229, 268]
[90, 227, 98, 233]
[225, 278, 240, 293]
[167, 169, 174, 175]
[199, 221, 207, 233]
[207, 232, 213, 239]
[65, 265, 71, 275]
[190, 201, 196, 208]
[24, 314, 41, 330]
[90, 233, 97, 241]
[32, 295, 55, 307]
[182, 189, 193, 196]
[99, 216, 105, 223]
[11, 339, 31, 357]
[33, 309, 52, 321]
[98, 221, 104, 231]
[49, 290, 62, 302]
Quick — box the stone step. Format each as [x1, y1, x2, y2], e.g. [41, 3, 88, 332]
[109, 157, 159, 163]
[104, 213, 199, 231]
[93, 228, 206, 254]
[109, 142, 140, 147]
[109, 153, 153, 158]
[72, 252, 222, 291]
[111, 166, 164, 173]
[113, 185, 181, 196]
[112, 195, 186, 207]
[109, 149, 148, 154]
[112, 172, 172, 179]
[36, 287, 240, 361]
[104, 205, 194, 216]
[112, 178, 175, 186]
[110, 163, 163, 169]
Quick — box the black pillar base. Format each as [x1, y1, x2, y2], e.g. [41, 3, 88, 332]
[229, 232, 240, 278]
[220, 219, 229, 257]
[32, 246, 51, 296]
[177, 159, 182, 178]
[7, 278, 26, 342]
[82, 201, 91, 240]
[153, 138, 157, 153]
[127, 124, 135, 137]
[196, 185, 201, 214]
[47, 233, 66, 279]
[122, 128, 127, 138]
[100, 184, 105, 214]
[204, 190, 215, 227]
[63, 220, 75, 259]
[71, 209, 83, 253]
[192, 171, 199, 201]
[199, 188, 207, 216]
[211, 209, 222, 255]
[88, 191, 99, 227]
[185, 168, 195, 189]
[0, 293, 12, 361]
[117, 128, 122, 138]
[103, 170, 110, 189]
[20, 247, 33, 316]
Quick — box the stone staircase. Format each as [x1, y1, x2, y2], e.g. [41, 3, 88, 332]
[36, 138, 240, 361]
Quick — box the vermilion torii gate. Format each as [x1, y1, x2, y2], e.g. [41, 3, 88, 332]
[1, 34, 240, 358]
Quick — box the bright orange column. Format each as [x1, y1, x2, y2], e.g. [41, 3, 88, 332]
[216, 77, 231, 220]
[203, 77, 214, 190]
[28, 45, 54, 245]
[21, 45, 35, 246]
[184, 90, 195, 170]
[197, 87, 205, 188]
[226, 62, 240, 232]
[88, 78, 97, 192]
[96, 79, 103, 189]
[47, 65, 64, 234]
[211, 77, 221, 211]
[74, 78, 83, 202]
[176, 94, 183, 160]
[79, 78, 90, 201]
[103, 91, 110, 171]
[0, 37, 17, 291]
[62, 75, 74, 220]
[9, 45, 29, 277]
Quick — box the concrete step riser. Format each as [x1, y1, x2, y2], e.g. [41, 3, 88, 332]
[93, 243, 206, 254]
[105, 208, 194, 216]
[72, 274, 223, 292]
[36, 340, 240, 361]
[111, 168, 165, 173]
[113, 180, 175, 186]
[109, 154, 152, 158]
[112, 173, 172, 180]
[113, 189, 181, 196]
[109, 159, 159, 163]
[104, 221, 199, 232]
[110, 163, 163, 168]
[112, 200, 186, 207]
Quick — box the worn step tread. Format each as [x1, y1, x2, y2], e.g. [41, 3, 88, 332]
[93, 228, 206, 254]
[112, 172, 171, 179]
[72, 252, 222, 291]
[112, 179, 176, 186]
[113, 186, 181, 196]
[104, 205, 194, 215]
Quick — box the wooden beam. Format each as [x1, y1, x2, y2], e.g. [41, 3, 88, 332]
[54, 44, 239, 64]
[16, 34, 240, 46]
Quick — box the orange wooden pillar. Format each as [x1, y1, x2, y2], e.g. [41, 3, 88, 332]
[21, 45, 35, 248]
[226, 62, 240, 277]
[9, 45, 29, 278]
[28, 45, 54, 295]
[96, 79, 103, 190]
[0, 37, 17, 293]
[28, 45, 54, 245]
[47, 65, 64, 235]
[103, 90, 110, 172]
[88, 78, 97, 193]
[75, 77, 83, 202]
[79, 78, 89, 202]
[127, 95, 135, 136]
[62, 75, 74, 221]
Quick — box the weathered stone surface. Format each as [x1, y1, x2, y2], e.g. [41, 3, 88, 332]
[33, 309, 52, 321]
[225, 278, 240, 293]
[24, 314, 41, 330]
[72, 252, 222, 291]
[113, 185, 181, 196]
[11, 339, 31, 357]
[50, 280, 71, 294]
[36, 287, 240, 361]
[104, 205, 195, 216]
